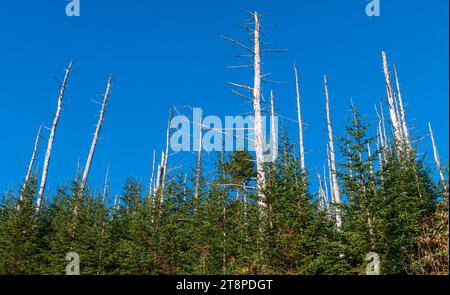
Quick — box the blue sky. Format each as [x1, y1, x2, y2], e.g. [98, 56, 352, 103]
[0, 0, 448, 198]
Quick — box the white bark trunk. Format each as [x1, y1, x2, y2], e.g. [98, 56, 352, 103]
[382, 51, 403, 147]
[326, 144, 334, 203]
[324, 75, 342, 229]
[21, 125, 42, 201]
[380, 102, 389, 152]
[270, 90, 278, 164]
[367, 143, 373, 174]
[317, 172, 324, 210]
[113, 194, 119, 210]
[102, 161, 109, 203]
[317, 172, 328, 211]
[155, 152, 163, 192]
[36, 61, 73, 212]
[293, 63, 305, 170]
[323, 164, 330, 210]
[149, 149, 156, 200]
[374, 104, 386, 165]
[429, 122, 447, 192]
[160, 109, 173, 204]
[194, 109, 203, 200]
[252, 12, 267, 215]
[80, 74, 112, 193]
[394, 65, 411, 148]
[376, 126, 384, 171]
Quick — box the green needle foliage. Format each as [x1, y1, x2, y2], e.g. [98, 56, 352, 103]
[0, 121, 447, 275]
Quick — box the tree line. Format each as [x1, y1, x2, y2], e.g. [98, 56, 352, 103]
[0, 11, 448, 275]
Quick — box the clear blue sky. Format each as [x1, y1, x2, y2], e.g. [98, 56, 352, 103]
[0, 0, 448, 198]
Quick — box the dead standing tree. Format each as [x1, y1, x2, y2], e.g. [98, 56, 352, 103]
[20, 125, 42, 201]
[17, 125, 43, 210]
[36, 61, 73, 212]
[382, 51, 404, 149]
[324, 75, 342, 230]
[223, 11, 286, 221]
[428, 122, 448, 194]
[148, 149, 156, 200]
[80, 74, 113, 194]
[159, 107, 175, 206]
[393, 65, 411, 149]
[194, 108, 203, 201]
[294, 63, 305, 170]
[270, 90, 278, 163]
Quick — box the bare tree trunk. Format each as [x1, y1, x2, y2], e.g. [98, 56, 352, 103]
[80, 74, 113, 194]
[324, 75, 342, 229]
[382, 51, 403, 147]
[376, 126, 384, 172]
[270, 90, 278, 163]
[293, 63, 305, 170]
[317, 172, 327, 211]
[194, 109, 203, 200]
[317, 172, 324, 211]
[367, 143, 373, 175]
[347, 144, 354, 178]
[155, 153, 163, 192]
[149, 149, 156, 200]
[429, 122, 447, 193]
[183, 173, 187, 198]
[323, 164, 330, 210]
[102, 161, 109, 203]
[21, 125, 42, 202]
[380, 102, 389, 152]
[394, 65, 411, 148]
[36, 61, 73, 212]
[252, 12, 267, 216]
[375, 104, 386, 165]
[113, 194, 119, 210]
[160, 108, 174, 204]
[326, 144, 334, 203]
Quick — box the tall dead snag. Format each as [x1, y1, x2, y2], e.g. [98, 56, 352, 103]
[148, 149, 156, 200]
[374, 104, 386, 166]
[429, 122, 448, 193]
[394, 65, 411, 148]
[323, 164, 330, 210]
[21, 125, 42, 202]
[223, 12, 266, 215]
[375, 125, 384, 172]
[270, 90, 278, 163]
[155, 152, 163, 193]
[367, 143, 373, 175]
[102, 161, 110, 203]
[251, 12, 267, 214]
[379, 102, 389, 151]
[293, 63, 305, 170]
[80, 74, 113, 194]
[317, 171, 329, 211]
[194, 109, 203, 201]
[382, 51, 403, 148]
[36, 61, 73, 212]
[324, 75, 342, 229]
[160, 108, 174, 205]
[326, 144, 334, 202]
